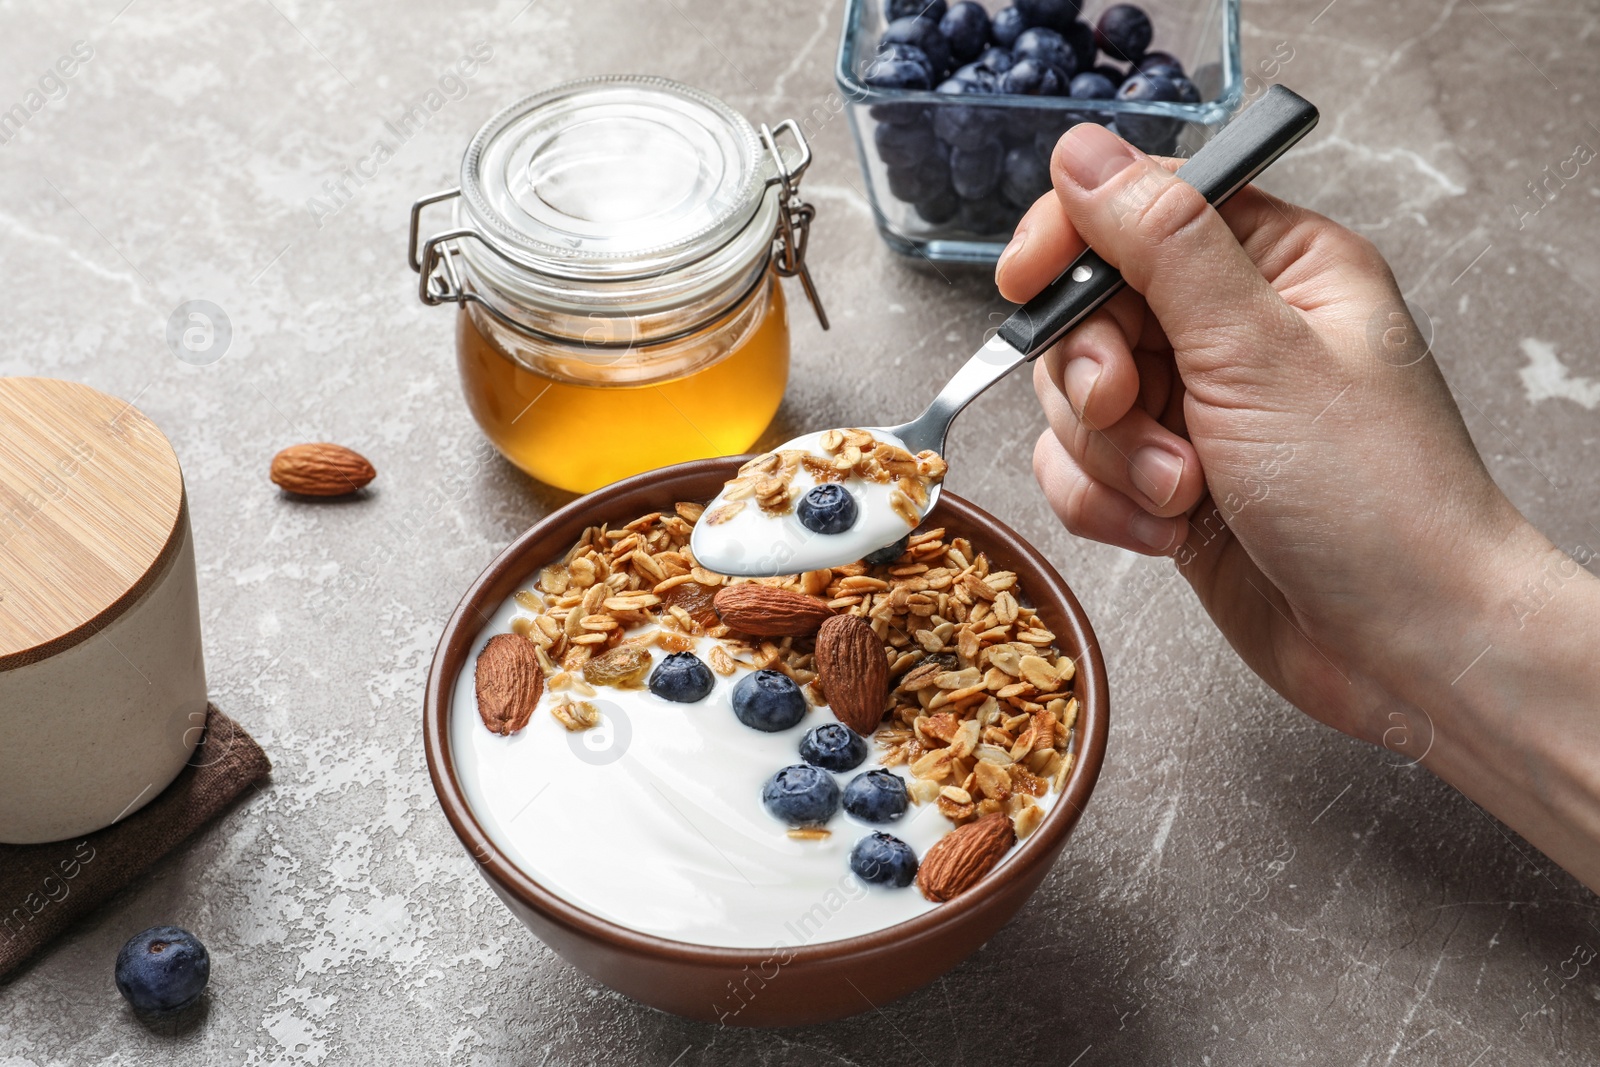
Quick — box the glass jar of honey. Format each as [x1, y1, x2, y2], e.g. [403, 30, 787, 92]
[409, 76, 827, 493]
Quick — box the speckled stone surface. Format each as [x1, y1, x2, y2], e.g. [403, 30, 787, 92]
[2, 0, 1598, 1063]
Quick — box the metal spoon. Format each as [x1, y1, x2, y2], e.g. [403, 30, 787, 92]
[695, 86, 1320, 577]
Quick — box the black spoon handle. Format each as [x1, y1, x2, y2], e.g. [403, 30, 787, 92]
[995, 85, 1320, 360]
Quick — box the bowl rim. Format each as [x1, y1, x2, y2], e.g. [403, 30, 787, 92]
[423, 457, 1109, 966]
[832, 0, 1245, 125]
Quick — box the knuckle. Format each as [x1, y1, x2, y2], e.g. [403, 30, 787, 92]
[1130, 176, 1212, 248]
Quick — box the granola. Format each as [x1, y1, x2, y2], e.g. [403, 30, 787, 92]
[495, 502, 1077, 839]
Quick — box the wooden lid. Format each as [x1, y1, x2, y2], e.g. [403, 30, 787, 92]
[0, 377, 186, 671]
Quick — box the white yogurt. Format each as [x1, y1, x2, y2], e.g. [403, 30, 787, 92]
[450, 590, 1057, 950]
[689, 429, 935, 577]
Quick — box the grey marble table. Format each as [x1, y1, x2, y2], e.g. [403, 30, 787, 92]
[3, 0, 1598, 1063]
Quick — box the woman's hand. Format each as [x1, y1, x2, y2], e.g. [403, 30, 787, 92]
[1001, 122, 1600, 891]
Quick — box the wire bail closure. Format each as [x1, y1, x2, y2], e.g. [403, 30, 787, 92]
[760, 119, 829, 331]
[407, 115, 827, 342]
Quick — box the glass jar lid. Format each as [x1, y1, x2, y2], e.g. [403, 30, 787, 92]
[460, 75, 766, 282]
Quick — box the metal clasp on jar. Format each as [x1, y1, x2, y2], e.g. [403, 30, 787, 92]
[407, 118, 828, 338]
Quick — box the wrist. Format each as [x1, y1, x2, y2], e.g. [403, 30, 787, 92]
[1410, 521, 1600, 890]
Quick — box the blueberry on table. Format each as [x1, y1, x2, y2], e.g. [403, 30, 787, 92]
[999, 56, 1064, 97]
[732, 669, 808, 732]
[1016, 0, 1081, 32]
[1012, 27, 1078, 83]
[797, 483, 860, 535]
[648, 651, 715, 703]
[843, 768, 910, 823]
[863, 45, 934, 92]
[939, 1, 992, 65]
[1094, 3, 1153, 62]
[1002, 144, 1052, 209]
[800, 723, 870, 772]
[950, 145, 1003, 199]
[880, 16, 953, 80]
[863, 535, 910, 565]
[763, 764, 842, 826]
[885, 0, 946, 22]
[115, 926, 210, 1016]
[850, 832, 919, 887]
[874, 119, 938, 168]
[990, 5, 1030, 48]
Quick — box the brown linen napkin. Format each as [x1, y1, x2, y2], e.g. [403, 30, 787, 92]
[0, 704, 270, 978]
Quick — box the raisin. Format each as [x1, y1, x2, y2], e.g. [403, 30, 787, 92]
[582, 646, 653, 688]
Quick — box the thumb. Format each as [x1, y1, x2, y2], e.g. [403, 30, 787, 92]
[1049, 122, 1308, 391]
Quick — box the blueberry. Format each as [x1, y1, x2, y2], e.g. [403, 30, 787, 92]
[648, 651, 715, 703]
[864, 535, 910, 565]
[1114, 72, 1182, 149]
[949, 61, 1001, 92]
[1135, 51, 1184, 77]
[1062, 19, 1097, 70]
[999, 55, 1063, 98]
[850, 832, 919, 887]
[1092, 63, 1129, 87]
[1094, 3, 1153, 62]
[1015, 0, 1081, 32]
[990, 5, 1030, 48]
[1013, 27, 1078, 82]
[796, 483, 859, 535]
[874, 119, 938, 168]
[1069, 70, 1118, 101]
[115, 926, 209, 1016]
[842, 768, 910, 823]
[885, 0, 946, 21]
[950, 145, 1003, 199]
[1002, 144, 1052, 208]
[975, 46, 1015, 75]
[799, 723, 869, 772]
[888, 155, 951, 202]
[914, 189, 961, 224]
[958, 195, 1020, 235]
[880, 16, 953, 79]
[864, 42, 935, 91]
[939, 1, 991, 64]
[932, 79, 1001, 152]
[762, 764, 842, 826]
[732, 669, 807, 732]
[1171, 74, 1201, 103]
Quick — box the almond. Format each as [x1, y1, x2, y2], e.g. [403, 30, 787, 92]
[270, 442, 376, 497]
[712, 583, 834, 636]
[474, 633, 544, 736]
[916, 811, 1016, 903]
[813, 613, 889, 735]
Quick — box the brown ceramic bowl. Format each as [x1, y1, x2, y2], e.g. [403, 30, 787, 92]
[424, 458, 1109, 1027]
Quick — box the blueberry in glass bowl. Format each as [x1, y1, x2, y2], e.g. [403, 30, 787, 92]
[939, 1, 993, 64]
[1095, 3, 1154, 62]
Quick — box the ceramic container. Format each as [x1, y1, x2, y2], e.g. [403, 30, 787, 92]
[0, 377, 207, 845]
[424, 458, 1108, 1026]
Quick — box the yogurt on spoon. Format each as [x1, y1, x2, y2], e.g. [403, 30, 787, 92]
[690, 428, 947, 577]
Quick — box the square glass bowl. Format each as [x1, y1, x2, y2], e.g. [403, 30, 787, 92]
[836, 0, 1242, 263]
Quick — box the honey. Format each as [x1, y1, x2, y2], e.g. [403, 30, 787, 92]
[456, 274, 790, 493]
[409, 77, 825, 492]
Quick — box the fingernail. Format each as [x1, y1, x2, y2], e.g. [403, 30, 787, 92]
[1063, 357, 1100, 418]
[1129, 512, 1176, 552]
[1058, 123, 1138, 190]
[1128, 446, 1184, 508]
[997, 223, 1029, 273]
